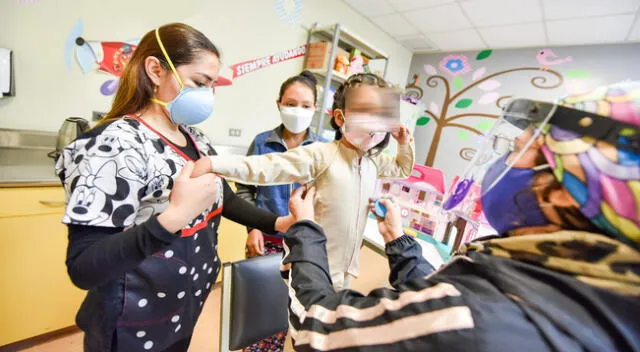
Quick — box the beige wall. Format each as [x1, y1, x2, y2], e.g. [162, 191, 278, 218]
[0, 0, 412, 146]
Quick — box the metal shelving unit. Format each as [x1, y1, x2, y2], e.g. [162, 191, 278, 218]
[304, 23, 390, 138]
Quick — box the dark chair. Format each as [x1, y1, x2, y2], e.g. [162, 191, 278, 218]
[219, 254, 289, 351]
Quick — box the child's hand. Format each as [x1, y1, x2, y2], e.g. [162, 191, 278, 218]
[368, 196, 403, 243]
[191, 157, 213, 178]
[391, 125, 412, 145]
[288, 186, 316, 223]
[246, 229, 265, 256]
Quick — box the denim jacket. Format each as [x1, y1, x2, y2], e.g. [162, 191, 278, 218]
[236, 125, 326, 237]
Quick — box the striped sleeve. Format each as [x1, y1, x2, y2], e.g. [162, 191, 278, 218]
[281, 222, 475, 352]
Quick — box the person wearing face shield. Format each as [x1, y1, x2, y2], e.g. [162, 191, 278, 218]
[55, 24, 296, 352]
[278, 82, 640, 351]
[233, 71, 327, 351]
[192, 73, 415, 290]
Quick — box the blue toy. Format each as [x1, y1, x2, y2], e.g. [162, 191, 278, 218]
[373, 198, 388, 218]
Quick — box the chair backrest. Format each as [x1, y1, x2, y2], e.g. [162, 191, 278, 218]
[219, 254, 289, 352]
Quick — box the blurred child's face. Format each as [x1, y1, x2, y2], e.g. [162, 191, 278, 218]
[345, 85, 383, 117]
[335, 85, 400, 136]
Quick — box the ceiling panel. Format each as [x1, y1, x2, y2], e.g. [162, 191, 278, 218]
[543, 0, 640, 20]
[461, 0, 543, 27]
[479, 22, 547, 48]
[428, 29, 485, 51]
[629, 17, 640, 41]
[371, 13, 421, 36]
[343, 0, 396, 17]
[547, 15, 636, 45]
[397, 35, 435, 50]
[387, 0, 455, 12]
[404, 3, 472, 33]
[340, 0, 640, 52]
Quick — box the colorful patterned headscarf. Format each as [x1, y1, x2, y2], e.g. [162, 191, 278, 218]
[540, 82, 640, 248]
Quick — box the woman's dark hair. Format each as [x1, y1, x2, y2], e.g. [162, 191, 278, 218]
[278, 70, 318, 104]
[330, 73, 391, 156]
[100, 23, 220, 125]
[513, 171, 598, 233]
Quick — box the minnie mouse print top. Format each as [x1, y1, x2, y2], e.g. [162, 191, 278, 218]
[56, 116, 277, 352]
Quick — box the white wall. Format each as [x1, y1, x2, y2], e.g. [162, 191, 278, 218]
[0, 0, 412, 146]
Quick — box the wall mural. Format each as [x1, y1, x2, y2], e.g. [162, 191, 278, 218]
[65, 20, 139, 96]
[64, 20, 233, 96]
[403, 48, 589, 166]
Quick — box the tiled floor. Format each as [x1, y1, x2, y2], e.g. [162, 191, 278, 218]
[18, 246, 388, 352]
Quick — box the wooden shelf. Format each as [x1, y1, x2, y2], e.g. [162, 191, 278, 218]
[311, 25, 388, 60]
[307, 68, 349, 83]
[307, 22, 390, 137]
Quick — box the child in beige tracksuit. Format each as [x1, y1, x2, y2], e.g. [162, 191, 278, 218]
[199, 73, 414, 289]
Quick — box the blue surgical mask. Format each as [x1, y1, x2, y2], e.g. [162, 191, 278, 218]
[480, 155, 549, 235]
[151, 28, 215, 125]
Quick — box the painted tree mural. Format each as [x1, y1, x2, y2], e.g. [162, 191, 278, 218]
[404, 49, 568, 167]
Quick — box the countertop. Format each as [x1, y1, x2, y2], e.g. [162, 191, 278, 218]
[363, 218, 446, 268]
[0, 165, 60, 188]
[0, 144, 249, 188]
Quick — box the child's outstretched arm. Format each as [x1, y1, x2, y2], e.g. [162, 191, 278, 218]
[193, 143, 326, 186]
[373, 125, 415, 178]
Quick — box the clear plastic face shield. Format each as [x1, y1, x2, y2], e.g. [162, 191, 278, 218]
[341, 86, 403, 134]
[442, 99, 558, 211]
[442, 97, 640, 213]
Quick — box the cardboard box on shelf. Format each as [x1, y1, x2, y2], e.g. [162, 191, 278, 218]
[305, 42, 350, 72]
[307, 41, 330, 56]
[305, 42, 330, 70]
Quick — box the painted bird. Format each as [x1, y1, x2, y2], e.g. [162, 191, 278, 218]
[536, 49, 573, 71]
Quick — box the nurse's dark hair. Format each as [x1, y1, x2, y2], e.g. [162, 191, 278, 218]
[99, 23, 220, 125]
[278, 70, 318, 105]
[330, 73, 391, 156]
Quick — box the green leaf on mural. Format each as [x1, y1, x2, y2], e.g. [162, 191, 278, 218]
[476, 120, 494, 131]
[416, 117, 431, 126]
[458, 130, 469, 140]
[455, 98, 473, 109]
[476, 50, 493, 61]
[565, 70, 590, 79]
[452, 76, 464, 90]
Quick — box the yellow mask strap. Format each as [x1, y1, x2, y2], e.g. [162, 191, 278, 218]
[155, 27, 184, 89]
[150, 98, 167, 107]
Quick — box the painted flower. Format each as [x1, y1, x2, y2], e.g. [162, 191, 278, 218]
[439, 55, 471, 76]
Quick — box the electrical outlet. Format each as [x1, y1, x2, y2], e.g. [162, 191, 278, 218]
[228, 128, 242, 137]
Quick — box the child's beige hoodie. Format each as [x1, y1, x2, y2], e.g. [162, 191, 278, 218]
[209, 140, 414, 289]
